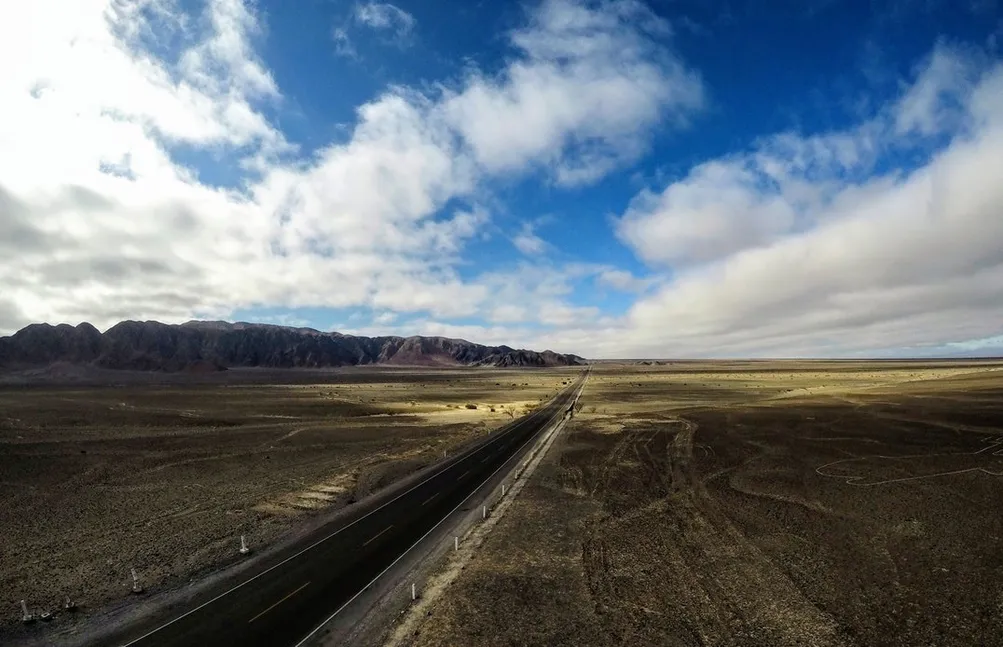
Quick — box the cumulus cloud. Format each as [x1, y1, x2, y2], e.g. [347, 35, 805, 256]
[617, 160, 798, 265]
[615, 46, 1000, 273]
[7, 1, 994, 360]
[612, 44, 1003, 357]
[0, 0, 690, 340]
[441, 0, 704, 185]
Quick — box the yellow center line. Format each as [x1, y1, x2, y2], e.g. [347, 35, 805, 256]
[247, 581, 311, 624]
[420, 492, 439, 506]
[362, 524, 394, 547]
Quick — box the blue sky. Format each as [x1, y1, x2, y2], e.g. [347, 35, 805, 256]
[1, 0, 1002, 357]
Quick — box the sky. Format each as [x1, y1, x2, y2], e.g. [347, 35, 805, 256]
[1, 0, 1002, 358]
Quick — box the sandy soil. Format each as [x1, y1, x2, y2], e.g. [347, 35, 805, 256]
[0, 367, 573, 640]
[398, 361, 1003, 647]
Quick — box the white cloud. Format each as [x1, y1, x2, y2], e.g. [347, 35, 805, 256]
[537, 302, 601, 326]
[179, 0, 280, 100]
[332, 26, 357, 59]
[511, 222, 548, 255]
[441, 0, 704, 185]
[471, 262, 607, 328]
[596, 269, 652, 292]
[894, 45, 980, 136]
[488, 304, 529, 323]
[609, 44, 1003, 357]
[354, 2, 416, 39]
[334, 2, 416, 56]
[372, 311, 398, 325]
[617, 160, 798, 265]
[0, 0, 694, 340]
[0, 0, 285, 329]
[6, 2, 997, 361]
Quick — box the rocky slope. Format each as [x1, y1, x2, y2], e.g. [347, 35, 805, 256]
[0, 320, 583, 371]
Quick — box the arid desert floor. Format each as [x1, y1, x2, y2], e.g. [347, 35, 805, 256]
[0, 367, 575, 639]
[400, 360, 1003, 647]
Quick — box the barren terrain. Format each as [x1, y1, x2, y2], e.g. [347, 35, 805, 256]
[0, 367, 574, 639]
[400, 361, 1003, 647]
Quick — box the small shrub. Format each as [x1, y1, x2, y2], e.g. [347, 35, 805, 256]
[465, 403, 478, 410]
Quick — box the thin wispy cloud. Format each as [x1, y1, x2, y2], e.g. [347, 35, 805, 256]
[332, 26, 358, 59]
[333, 1, 417, 57]
[355, 2, 416, 39]
[512, 222, 548, 256]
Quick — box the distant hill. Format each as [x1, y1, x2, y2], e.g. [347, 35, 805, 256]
[0, 320, 583, 371]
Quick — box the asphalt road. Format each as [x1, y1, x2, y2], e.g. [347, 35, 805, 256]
[101, 372, 586, 647]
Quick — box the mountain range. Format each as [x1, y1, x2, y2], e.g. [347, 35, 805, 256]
[0, 320, 583, 372]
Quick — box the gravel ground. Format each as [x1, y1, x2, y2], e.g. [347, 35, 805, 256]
[398, 361, 1003, 647]
[0, 367, 574, 644]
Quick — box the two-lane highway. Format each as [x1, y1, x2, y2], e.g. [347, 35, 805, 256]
[101, 371, 587, 647]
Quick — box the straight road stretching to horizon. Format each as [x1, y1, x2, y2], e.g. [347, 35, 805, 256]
[98, 370, 588, 647]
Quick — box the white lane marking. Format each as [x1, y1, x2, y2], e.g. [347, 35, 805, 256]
[247, 581, 311, 624]
[119, 376, 583, 647]
[479, 454, 493, 463]
[291, 390, 574, 647]
[362, 525, 394, 547]
[420, 492, 439, 507]
[456, 469, 470, 481]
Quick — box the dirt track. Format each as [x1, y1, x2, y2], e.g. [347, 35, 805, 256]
[400, 362, 1003, 647]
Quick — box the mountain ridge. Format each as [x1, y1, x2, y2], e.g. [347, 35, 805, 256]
[0, 320, 583, 371]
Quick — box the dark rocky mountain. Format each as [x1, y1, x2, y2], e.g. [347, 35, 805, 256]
[0, 320, 583, 371]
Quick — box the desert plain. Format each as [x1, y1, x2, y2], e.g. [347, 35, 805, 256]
[0, 367, 574, 641]
[400, 360, 1003, 647]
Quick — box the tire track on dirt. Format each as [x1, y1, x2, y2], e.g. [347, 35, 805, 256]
[582, 415, 849, 646]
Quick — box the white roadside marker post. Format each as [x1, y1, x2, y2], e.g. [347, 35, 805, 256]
[131, 568, 143, 594]
[501, 484, 506, 496]
[454, 536, 459, 551]
[21, 600, 34, 624]
[239, 535, 250, 555]
[411, 583, 417, 601]
[482, 505, 487, 519]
